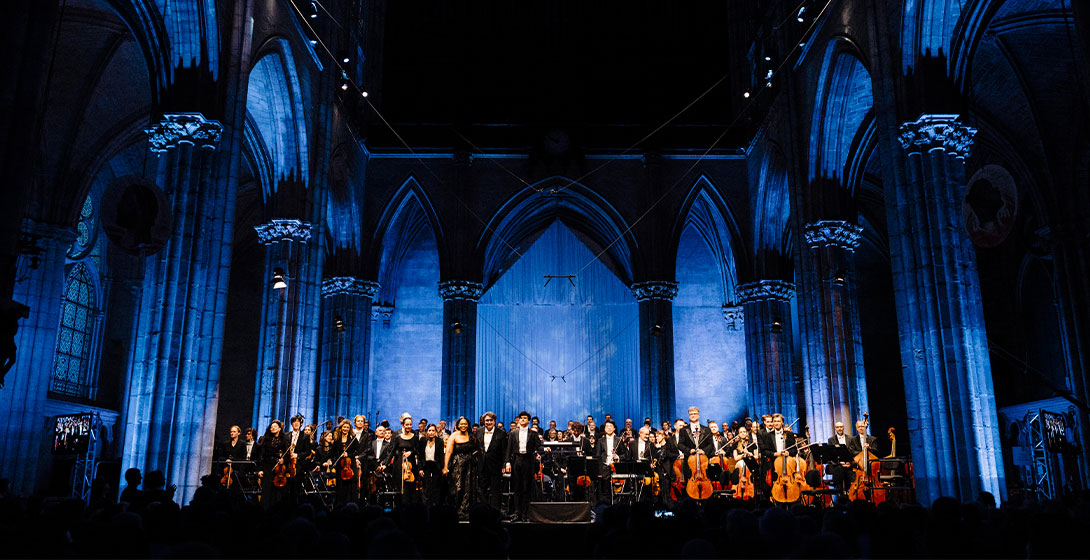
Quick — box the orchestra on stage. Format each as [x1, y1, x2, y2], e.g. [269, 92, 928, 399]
[212, 405, 913, 519]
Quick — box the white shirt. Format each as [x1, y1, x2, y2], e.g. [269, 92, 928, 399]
[245, 441, 254, 459]
[374, 439, 383, 458]
[291, 431, 299, 446]
[605, 435, 616, 465]
[690, 423, 701, 436]
[519, 427, 528, 453]
[837, 434, 846, 445]
[775, 430, 785, 453]
[425, 442, 436, 462]
[484, 429, 494, 451]
[860, 434, 868, 450]
[638, 440, 647, 460]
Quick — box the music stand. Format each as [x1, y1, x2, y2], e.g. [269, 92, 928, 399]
[609, 461, 646, 504]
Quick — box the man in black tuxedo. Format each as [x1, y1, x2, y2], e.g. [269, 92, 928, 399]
[566, 421, 594, 503]
[505, 411, 542, 521]
[286, 415, 312, 500]
[678, 407, 715, 470]
[476, 411, 507, 509]
[758, 413, 797, 487]
[826, 421, 855, 492]
[358, 424, 393, 503]
[594, 420, 627, 502]
[847, 420, 879, 456]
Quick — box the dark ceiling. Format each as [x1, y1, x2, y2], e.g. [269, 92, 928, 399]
[371, 1, 759, 149]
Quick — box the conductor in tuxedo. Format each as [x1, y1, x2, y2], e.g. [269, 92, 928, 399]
[505, 411, 542, 521]
[678, 407, 715, 477]
[476, 411, 507, 509]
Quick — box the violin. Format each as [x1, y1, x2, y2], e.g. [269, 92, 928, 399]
[338, 437, 358, 481]
[643, 457, 661, 496]
[272, 443, 291, 487]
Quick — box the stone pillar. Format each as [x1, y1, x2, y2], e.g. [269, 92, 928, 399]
[801, 220, 868, 442]
[120, 113, 229, 503]
[632, 281, 677, 422]
[317, 277, 379, 425]
[251, 219, 321, 430]
[0, 220, 74, 494]
[890, 114, 1004, 503]
[738, 280, 800, 421]
[439, 280, 483, 421]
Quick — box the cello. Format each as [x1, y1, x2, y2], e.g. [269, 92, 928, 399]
[770, 434, 804, 504]
[847, 413, 880, 501]
[685, 450, 714, 500]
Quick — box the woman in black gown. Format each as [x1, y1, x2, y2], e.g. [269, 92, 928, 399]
[393, 413, 422, 503]
[443, 416, 478, 519]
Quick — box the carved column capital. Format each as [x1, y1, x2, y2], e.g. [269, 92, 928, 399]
[372, 304, 394, 328]
[631, 280, 678, 301]
[736, 280, 795, 304]
[722, 305, 744, 331]
[146, 113, 224, 152]
[321, 277, 379, 298]
[804, 220, 863, 251]
[255, 219, 313, 245]
[438, 280, 484, 302]
[898, 114, 976, 158]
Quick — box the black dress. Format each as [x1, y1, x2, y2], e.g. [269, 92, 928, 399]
[393, 433, 422, 502]
[447, 438, 478, 517]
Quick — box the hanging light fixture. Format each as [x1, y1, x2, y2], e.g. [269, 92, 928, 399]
[272, 268, 287, 290]
[334, 315, 346, 333]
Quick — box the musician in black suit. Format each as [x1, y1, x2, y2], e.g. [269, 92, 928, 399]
[628, 425, 658, 463]
[759, 413, 800, 491]
[847, 420, 879, 456]
[214, 425, 244, 461]
[505, 411, 542, 521]
[357, 424, 393, 503]
[678, 407, 715, 477]
[826, 421, 855, 492]
[593, 420, 627, 502]
[475, 411, 507, 509]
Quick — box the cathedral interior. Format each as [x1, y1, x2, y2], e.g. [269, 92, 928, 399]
[0, 0, 1088, 507]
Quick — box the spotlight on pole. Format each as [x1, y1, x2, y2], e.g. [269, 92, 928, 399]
[770, 319, 784, 334]
[334, 315, 346, 333]
[272, 268, 287, 290]
[451, 320, 464, 334]
[650, 324, 663, 337]
[832, 269, 847, 285]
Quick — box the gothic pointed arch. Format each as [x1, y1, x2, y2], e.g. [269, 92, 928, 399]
[754, 144, 793, 280]
[371, 177, 447, 303]
[808, 38, 874, 191]
[477, 176, 638, 288]
[244, 37, 309, 200]
[670, 175, 747, 299]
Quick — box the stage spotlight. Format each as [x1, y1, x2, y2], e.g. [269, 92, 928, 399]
[770, 319, 784, 334]
[309, 1, 319, 18]
[451, 320, 464, 334]
[334, 315, 346, 333]
[764, 55, 772, 62]
[650, 324, 663, 337]
[341, 82, 349, 91]
[797, 7, 806, 22]
[833, 269, 847, 285]
[272, 268, 287, 290]
[361, 90, 369, 97]
[743, 91, 750, 98]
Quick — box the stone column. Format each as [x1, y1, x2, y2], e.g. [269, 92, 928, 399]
[317, 277, 379, 425]
[251, 219, 321, 430]
[632, 281, 677, 422]
[439, 280, 483, 421]
[0, 220, 74, 494]
[120, 113, 229, 503]
[738, 280, 800, 421]
[801, 220, 868, 442]
[889, 114, 1005, 503]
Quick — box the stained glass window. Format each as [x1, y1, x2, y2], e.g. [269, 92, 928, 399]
[68, 196, 95, 259]
[51, 263, 96, 397]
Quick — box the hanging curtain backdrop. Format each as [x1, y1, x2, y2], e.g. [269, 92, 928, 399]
[673, 225, 748, 422]
[476, 222, 640, 425]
